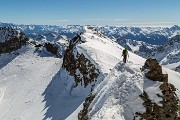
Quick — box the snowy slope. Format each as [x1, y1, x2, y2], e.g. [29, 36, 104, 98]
[87, 62, 180, 120]
[77, 27, 145, 74]
[65, 27, 146, 120]
[0, 45, 62, 120]
[88, 62, 145, 120]
[67, 27, 180, 120]
[0, 26, 179, 120]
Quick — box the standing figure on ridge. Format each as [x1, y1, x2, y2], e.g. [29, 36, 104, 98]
[122, 48, 129, 63]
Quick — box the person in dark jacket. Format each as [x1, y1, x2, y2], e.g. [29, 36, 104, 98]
[122, 48, 129, 63]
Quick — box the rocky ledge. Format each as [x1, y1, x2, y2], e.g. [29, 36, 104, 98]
[62, 35, 100, 87]
[0, 27, 28, 54]
[136, 58, 180, 120]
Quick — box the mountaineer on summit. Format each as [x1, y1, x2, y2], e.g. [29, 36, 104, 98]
[122, 48, 129, 63]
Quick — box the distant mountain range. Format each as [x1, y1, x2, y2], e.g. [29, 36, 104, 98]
[153, 35, 180, 72]
[0, 22, 180, 45]
[1, 24, 180, 120]
[95, 25, 180, 45]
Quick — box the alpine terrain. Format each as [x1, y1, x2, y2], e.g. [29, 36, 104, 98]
[0, 26, 180, 120]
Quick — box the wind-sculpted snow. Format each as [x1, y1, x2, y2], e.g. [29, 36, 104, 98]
[88, 62, 145, 120]
[0, 25, 179, 120]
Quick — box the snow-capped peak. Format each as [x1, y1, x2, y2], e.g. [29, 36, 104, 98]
[0, 26, 179, 120]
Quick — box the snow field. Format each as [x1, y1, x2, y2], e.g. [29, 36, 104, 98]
[0, 45, 62, 120]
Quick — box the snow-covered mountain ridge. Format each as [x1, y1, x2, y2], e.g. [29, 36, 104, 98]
[62, 27, 180, 119]
[0, 26, 180, 120]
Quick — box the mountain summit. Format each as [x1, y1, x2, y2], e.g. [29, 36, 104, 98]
[0, 26, 179, 120]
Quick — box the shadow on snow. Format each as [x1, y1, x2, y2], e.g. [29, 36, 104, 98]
[42, 68, 87, 120]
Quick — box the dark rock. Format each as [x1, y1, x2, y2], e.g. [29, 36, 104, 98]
[62, 35, 100, 87]
[35, 44, 43, 47]
[136, 87, 180, 120]
[0, 27, 28, 54]
[136, 59, 180, 120]
[44, 43, 58, 55]
[143, 58, 159, 70]
[142, 58, 168, 82]
[78, 93, 95, 120]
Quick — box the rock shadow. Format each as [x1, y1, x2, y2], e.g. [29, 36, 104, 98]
[42, 68, 87, 120]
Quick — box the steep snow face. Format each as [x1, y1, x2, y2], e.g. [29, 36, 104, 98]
[66, 27, 146, 119]
[87, 62, 168, 120]
[77, 27, 146, 75]
[88, 63, 145, 120]
[75, 28, 180, 120]
[0, 45, 62, 120]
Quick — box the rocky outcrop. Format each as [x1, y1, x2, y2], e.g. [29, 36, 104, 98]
[136, 83, 180, 120]
[34, 42, 61, 57]
[62, 35, 100, 87]
[141, 58, 168, 82]
[136, 58, 180, 120]
[78, 93, 95, 120]
[44, 43, 58, 55]
[0, 27, 28, 54]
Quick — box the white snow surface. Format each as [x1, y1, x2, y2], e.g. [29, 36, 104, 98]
[76, 28, 180, 120]
[88, 62, 145, 120]
[0, 27, 179, 120]
[0, 46, 62, 120]
[77, 27, 145, 75]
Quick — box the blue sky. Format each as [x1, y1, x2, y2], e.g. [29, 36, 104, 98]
[0, 0, 179, 27]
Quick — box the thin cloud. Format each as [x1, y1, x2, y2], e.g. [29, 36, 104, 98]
[52, 20, 69, 22]
[85, 19, 131, 21]
[85, 19, 105, 21]
[113, 19, 132, 21]
[126, 22, 175, 25]
[114, 22, 175, 26]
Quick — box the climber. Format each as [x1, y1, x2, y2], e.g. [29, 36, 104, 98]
[122, 48, 129, 63]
